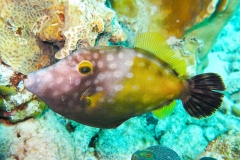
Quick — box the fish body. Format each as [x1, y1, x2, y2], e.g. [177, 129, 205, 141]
[24, 33, 225, 128]
[24, 46, 184, 128]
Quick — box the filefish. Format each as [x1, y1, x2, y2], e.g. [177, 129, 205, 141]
[24, 32, 225, 128]
[131, 145, 181, 160]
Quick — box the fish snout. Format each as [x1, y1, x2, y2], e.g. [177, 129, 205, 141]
[23, 74, 36, 92]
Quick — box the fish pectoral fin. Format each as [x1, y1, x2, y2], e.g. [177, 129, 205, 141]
[152, 100, 177, 119]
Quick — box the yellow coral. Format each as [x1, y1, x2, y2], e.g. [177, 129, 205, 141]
[0, 0, 64, 75]
[55, 0, 126, 59]
[0, 0, 126, 73]
[36, 4, 65, 42]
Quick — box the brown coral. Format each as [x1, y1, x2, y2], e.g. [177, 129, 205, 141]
[111, 0, 239, 75]
[199, 130, 240, 159]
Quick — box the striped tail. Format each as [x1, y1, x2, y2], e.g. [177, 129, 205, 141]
[181, 73, 225, 118]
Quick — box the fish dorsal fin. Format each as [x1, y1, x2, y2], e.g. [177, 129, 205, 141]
[134, 32, 187, 77]
[152, 100, 177, 119]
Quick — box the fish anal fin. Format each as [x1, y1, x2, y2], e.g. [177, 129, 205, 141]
[134, 32, 187, 77]
[152, 100, 177, 119]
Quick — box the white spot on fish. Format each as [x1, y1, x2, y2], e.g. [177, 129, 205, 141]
[75, 79, 81, 86]
[107, 99, 114, 104]
[137, 53, 143, 58]
[91, 61, 96, 66]
[99, 50, 105, 54]
[62, 95, 65, 102]
[148, 77, 152, 81]
[64, 85, 71, 92]
[85, 81, 91, 86]
[107, 54, 114, 61]
[83, 50, 90, 54]
[115, 85, 123, 91]
[126, 73, 134, 78]
[97, 73, 105, 80]
[94, 79, 99, 84]
[132, 85, 139, 90]
[118, 52, 124, 59]
[98, 61, 104, 68]
[138, 62, 145, 67]
[56, 77, 63, 84]
[96, 86, 103, 92]
[68, 101, 74, 108]
[114, 71, 123, 78]
[36, 78, 41, 83]
[165, 70, 171, 74]
[125, 60, 133, 67]
[69, 76, 72, 84]
[53, 91, 59, 97]
[44, 74, 54, 83]
[93, 53, 99, 59]
[108, 63, 116, 69]
[73, 92, 79, 99]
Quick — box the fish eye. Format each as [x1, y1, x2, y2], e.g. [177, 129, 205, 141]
[78, 60, 93, 75]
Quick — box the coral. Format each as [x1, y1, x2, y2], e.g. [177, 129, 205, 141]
[0, 0, 126, 74]
[231, 105, 240, 117]
[35, 4, 65, 42]
[111, 0, 240, 76]
[198, 130, 240, 160]
[0, 0, 60, 75]
[55, 0, 126, 59]
[0, 64, 47, 123]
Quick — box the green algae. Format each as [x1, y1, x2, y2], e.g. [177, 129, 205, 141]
[0, 85, 17, 97]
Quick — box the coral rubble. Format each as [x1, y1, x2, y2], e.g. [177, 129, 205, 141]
[0, 64, 46, 123]
[198, 130, 240, 160]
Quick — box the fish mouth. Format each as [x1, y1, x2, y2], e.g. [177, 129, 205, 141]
[23, 77, 33, 91]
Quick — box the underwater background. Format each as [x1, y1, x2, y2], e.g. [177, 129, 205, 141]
[0, 0, 239, 160]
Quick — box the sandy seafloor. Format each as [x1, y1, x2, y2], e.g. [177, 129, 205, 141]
[0, 7, 240, 160]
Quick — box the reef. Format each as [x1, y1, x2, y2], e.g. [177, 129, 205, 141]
[0, 0, 126, 75]
[0, 64, 47, 123]
[111, 0, 240, 75]
[0, 1, 240, 160]
[198, 130, 240, 159]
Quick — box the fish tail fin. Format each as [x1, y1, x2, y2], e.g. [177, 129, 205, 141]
[181, 73, 225, 118]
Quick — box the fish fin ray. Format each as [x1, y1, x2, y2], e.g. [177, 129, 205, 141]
[181, 73, 225, 118]
[152, 100, 177, 119]
[134, 32, 187, 76]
